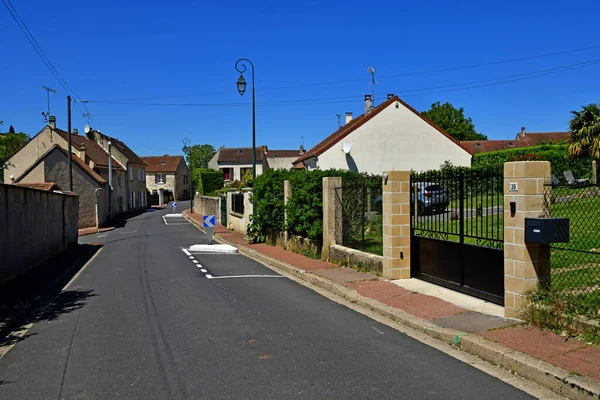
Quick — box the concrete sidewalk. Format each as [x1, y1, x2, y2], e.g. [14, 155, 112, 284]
[185, 211, 600, 399]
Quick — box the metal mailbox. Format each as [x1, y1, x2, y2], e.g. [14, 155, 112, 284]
[524, 218, 569, 244]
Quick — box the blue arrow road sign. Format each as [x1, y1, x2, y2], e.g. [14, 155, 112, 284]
[203, 215, 216, 228]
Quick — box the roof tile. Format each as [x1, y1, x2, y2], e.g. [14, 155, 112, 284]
[141, 155, 185, 173]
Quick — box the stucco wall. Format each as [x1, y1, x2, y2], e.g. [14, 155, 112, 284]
[0, 184, 78, 286]
[174, 161, 189, 200]
[226, 190, 253, 234]
[315, 101, 472, 173]
[193, 195, 220, 220]
[3, 126, 68, 182]
[127, 164, 148, 210]
[265, 157, 296, 170]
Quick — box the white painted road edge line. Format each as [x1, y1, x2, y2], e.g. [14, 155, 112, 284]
[205, 274, 213, 279]
[192, 260, 199, 264]
[162, 216, 168, 225]
[182, 249, 191, 256]
[207, 275, 283, 280]
[200, 269, 207, 273]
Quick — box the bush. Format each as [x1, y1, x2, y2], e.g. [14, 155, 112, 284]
[472, 144, 593, 181]
[194, 169, 224, 195]
[248, 168, 376, 248]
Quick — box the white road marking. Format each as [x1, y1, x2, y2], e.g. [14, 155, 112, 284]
[182, 249, 191, 256]
[192, 260, 198, 263]
[205, 274, 213, 279]
[162, 216, 168, 225]
[207, 275, 283, 280]
[371, 326, 385, 335]
[189, 256, 195, 259]
[165, 213, 184, 218]
[200, 269, 207, 273]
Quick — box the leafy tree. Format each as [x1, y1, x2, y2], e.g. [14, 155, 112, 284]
[421, 102, 487, 141]
[1, 126, 30, 171]
[182, 144, 216, 170]
[568, 103, 600, 160]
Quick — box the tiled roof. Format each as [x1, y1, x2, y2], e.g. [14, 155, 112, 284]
[52, 128, 125, 171]
[293, 96, 471, 165]
[94, 131, 146, 166]
[460, 139, 528, 154]
[265, 149, 302, 159]
[15, 182, 59, 191]
[515, 132, 571, 145]
[217, 147, 265, 163]
[141, 155, 185, 173]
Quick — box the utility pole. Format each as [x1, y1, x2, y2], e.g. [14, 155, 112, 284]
[108, 140, 113, 220]
[336, 114, 341, 129]
[67, 96, 73, 191]
[42, 86, 56, 123]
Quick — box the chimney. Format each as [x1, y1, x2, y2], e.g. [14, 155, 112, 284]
[364, 94, 373, 113]
[299, 144, 305, 155]
[72, 128, 78, 135]
[48, 116, 56, 129]
[345, 112, 353, 124]
[387, 93, 395, 100]
[79, 143, 86, 163]
[521, 127, 526, 136]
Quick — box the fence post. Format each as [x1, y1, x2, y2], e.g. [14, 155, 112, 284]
[284, 180, 291, 248]
[322, 176, 342, 260]
[504, 161, 551, 318]
[592, 160, 597, 185]
[382, 171, 411, 280]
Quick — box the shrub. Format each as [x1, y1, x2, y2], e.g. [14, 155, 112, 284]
[194, 169, 224, 195]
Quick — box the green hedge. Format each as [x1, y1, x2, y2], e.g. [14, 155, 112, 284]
[194, 169, 224, 195]
[250, 169, 374, 247]
[472, 144, 593, 181]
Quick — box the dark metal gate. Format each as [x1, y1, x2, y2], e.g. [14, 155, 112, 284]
[411, 169, 505, 305]
[220, 196, 227, 227]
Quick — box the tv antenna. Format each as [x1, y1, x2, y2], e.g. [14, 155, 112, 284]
[41, 86, 56, 123]
[368, 66, 375, 109]
[336, 114, 341, 128]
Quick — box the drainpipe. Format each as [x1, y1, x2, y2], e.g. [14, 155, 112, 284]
[95, 187, 103, 229]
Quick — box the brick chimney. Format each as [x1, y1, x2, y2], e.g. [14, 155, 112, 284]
[72, 128, 78, 135]
[48, 116, 56, 129]
[345, 112, 353, 124]
[299, 144, 305, 156]
[387, 93, 395, 100]
[521, 127, 526, 136]
[364, 94, 373, 113]
[79, 143, 86, 163]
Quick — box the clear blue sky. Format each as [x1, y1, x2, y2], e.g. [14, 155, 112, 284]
[2, 0, 599, 156]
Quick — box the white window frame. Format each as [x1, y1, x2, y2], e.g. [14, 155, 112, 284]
[158, 174, 165, 184]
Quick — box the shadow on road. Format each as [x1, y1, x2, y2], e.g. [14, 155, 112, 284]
[0, 244, 101, 347]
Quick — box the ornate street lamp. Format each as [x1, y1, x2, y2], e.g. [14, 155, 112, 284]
[182, 137, 194, 213]
[235, 58, 256, 182]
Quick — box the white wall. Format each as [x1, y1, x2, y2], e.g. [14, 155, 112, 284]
[315, 100, 472, 173]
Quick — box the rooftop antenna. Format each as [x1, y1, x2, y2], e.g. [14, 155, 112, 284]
[41, 86, 56, 123]
[367, 66, 375, 109]
[336, 114, 341, 128]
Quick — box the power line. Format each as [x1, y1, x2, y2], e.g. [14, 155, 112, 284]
[82, 58, 600, 108]
[85, 44, 600, 103]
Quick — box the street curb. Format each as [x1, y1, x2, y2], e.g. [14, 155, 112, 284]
[182, 212, 600, 399]
[78, 227, 115, 237]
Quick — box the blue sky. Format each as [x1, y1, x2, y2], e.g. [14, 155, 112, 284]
[2, 0, 599, 156]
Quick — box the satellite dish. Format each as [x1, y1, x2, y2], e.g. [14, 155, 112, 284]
[342, 140, 352, 154]
[368, 66, 375, 74]
[84, 125, 91, 134]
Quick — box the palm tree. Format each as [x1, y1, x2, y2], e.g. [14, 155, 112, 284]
[568, 103, 600, 159]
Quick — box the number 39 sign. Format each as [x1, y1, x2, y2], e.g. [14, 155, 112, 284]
[509, 182, 518, 192]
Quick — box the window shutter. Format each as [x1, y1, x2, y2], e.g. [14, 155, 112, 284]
[155, 174, 158, 184]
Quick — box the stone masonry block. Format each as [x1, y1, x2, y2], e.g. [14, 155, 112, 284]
[384, 171, 410, 181]
[505, 275, 539, 294]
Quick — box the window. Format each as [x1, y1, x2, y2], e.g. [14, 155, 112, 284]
[129, 167, 133, 181]
[138, 168, 141, 182]
[223, 168, 231, 181]
[231, 193, 245, 214]
[155, 174, 165, 184]
[183, 175, 188, 185]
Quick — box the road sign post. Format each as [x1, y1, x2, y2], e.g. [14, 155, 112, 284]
[172, 201, 177, 214]
[203, 215, 216, 243]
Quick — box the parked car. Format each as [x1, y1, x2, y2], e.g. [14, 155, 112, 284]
[374, 182, 448, 215]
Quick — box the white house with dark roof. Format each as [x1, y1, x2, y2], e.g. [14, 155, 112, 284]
[293, 95, 473, 173]
[208, 146, 302, 181]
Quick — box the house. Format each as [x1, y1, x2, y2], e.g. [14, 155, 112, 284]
[84, 129, 148, 211]
[141, 155, 189, 204]
[461, 128, 571, 154]
[208, 146, 303, 181]
[12, 144, 109, 228]
[292, 95, 472, 173]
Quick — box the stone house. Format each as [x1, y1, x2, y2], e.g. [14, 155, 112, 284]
[85, 130, 148, 211]
[293, 95, 473, 173]
[208, 146, 302, 182]
[12, 144, 109, 228]
[141, 155, 189, 204]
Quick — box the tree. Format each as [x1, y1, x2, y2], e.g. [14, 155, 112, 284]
[421, 102, 487, 141]
[568, 103, 600, 160]
[182, 144, 216, 170]
[1, 127, 30, 171]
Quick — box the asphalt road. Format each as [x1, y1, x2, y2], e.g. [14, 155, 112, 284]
[0, 203, 533, 399]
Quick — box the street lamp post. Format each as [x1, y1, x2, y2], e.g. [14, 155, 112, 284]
[182, 138, 194, 213]
[235, 58, 256, 182]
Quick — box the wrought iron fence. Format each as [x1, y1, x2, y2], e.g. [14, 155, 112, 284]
[539, 180, 600, 315]
[231, 192, 245, 214]
[411, 168, 504, 249]
[335, 176, 382, 255]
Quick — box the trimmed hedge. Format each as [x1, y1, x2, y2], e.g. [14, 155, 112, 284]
[194, 169, 224, 195]
[472, 144, 593, 181]
[250, 169, 375, 247]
